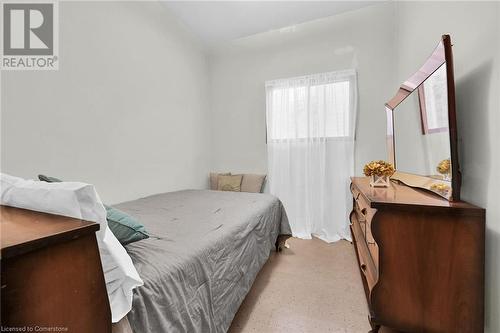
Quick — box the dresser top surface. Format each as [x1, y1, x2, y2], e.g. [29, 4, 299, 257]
[0, 205, 99, 258]
[351, 177, 484, 213]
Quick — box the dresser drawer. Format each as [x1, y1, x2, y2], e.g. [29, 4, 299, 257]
[351, 213, 377, 291]
[351, 183, 379, 270]
[350, 183, 361, 200]
[354, 205, 366, 236]
[355, 192, 376, 222]
[355, 213, 378, 269]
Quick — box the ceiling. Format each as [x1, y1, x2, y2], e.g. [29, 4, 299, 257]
[163, 1, 378, 48]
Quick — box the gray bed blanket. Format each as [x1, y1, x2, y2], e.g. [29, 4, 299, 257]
[115, 190, 292, 333]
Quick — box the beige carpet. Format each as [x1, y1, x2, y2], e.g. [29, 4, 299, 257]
[229, 237, 372, 333]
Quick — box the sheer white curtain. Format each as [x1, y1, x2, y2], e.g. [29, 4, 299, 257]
[265, 70, 357, 242]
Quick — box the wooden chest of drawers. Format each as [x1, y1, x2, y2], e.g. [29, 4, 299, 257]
[0, 205, 111, 333]
[349, 177, 485, 333]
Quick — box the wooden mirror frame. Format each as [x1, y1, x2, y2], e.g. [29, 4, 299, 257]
[385, 34, 461, 201]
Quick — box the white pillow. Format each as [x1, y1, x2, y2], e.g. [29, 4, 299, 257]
[0, 173, 143, 323]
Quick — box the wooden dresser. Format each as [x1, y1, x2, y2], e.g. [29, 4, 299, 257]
[349, 177, 485, 333]
[0, 205, 111, 333]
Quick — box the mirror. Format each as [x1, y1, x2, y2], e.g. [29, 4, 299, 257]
[394, 64, 451, 179]
[386, 35, 460, 201]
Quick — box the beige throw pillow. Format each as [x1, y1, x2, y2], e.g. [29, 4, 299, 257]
[210, 172, 230, 190]
[217, 175, 243, 192]
[240, 174, 266, 193]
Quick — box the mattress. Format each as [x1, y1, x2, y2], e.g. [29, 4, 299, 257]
[114, 189, 291, 333]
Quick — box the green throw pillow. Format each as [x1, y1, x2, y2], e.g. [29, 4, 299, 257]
[38, 174, 63, 183]
[38, 174, 149, 245]
[104, 205, 149, 245]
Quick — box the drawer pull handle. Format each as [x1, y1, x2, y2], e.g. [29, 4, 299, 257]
[355, 200, 367, 214]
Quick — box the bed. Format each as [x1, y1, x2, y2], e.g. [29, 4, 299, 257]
[113, 189, 292, 333]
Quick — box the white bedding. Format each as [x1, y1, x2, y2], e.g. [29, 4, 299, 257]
[0, 173, 143, 323]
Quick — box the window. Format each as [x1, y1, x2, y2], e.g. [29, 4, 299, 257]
[418, 64, 449, 134]
[265, 70, 356, 141]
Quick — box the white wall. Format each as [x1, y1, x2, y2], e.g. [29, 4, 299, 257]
[208, 3, 396, 175]
[1, 1, 211, 204]
[394, 2, 500, 331]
